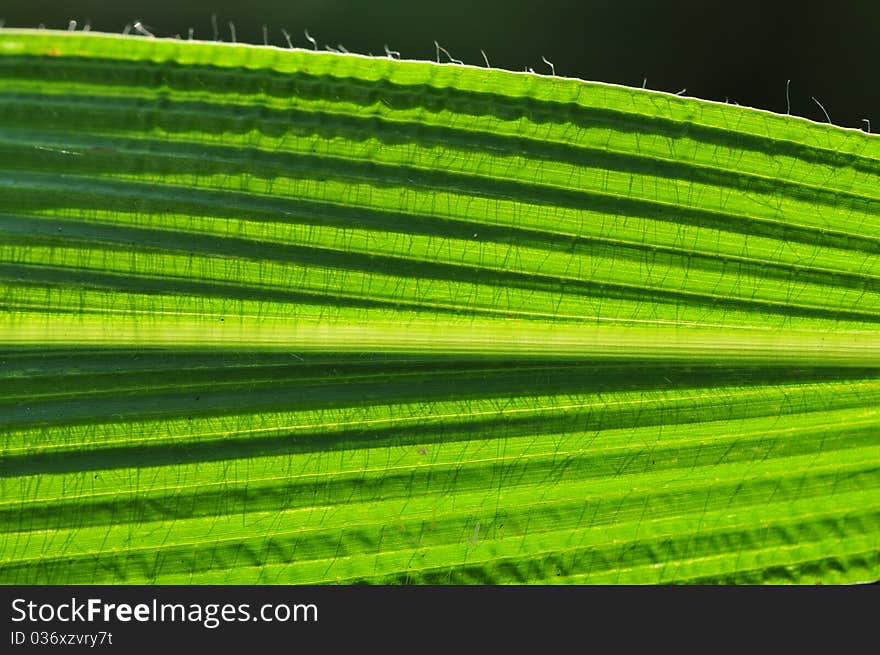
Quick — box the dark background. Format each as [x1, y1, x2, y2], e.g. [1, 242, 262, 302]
[1, 1, 877, 130]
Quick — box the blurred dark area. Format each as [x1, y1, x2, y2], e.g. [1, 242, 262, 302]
[1, 0, 877, 130]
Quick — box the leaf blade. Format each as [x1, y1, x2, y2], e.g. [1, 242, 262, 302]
[1, 29, 878, 585]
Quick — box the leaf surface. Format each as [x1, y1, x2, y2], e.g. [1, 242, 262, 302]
[1, 30, 878, 584]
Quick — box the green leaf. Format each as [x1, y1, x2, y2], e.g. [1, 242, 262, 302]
[1, 29, 878, 584]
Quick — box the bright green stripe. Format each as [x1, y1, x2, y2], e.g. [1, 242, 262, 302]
[17, 201, 880, 287]
[4, 127, 880, 252]
[4, 469, 876, 575]
[3, 311, 880, 364]
[5, 279, 880, 334]
[5, 209, 880, 321]
[3, 406, 876, 530]
[2, 31, 878, 182]
[5, 170, 878, 287]
[0, 244, 668, 321]
[9, 488, 871, 584]
[4, 376, 879, 456]
[7, 86, 877, 232]
[0, 90, 877, 213]
[3, 100, 880, 247]
[4, 439, 877, 552]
